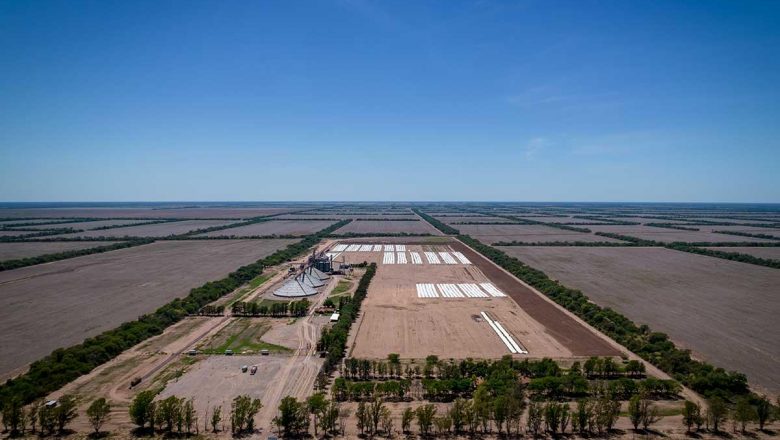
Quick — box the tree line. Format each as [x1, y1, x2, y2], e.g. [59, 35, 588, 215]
[0, 239, 154, 272]
[0, 220, 351, 408]
[316, 263, 377, 372]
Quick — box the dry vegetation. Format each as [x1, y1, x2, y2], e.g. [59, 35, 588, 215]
[0, 241, 120, 260]
[198, 220, 338, 237]
[334, 220, 440, 235]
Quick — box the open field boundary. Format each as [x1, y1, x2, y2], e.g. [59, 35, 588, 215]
[0, 239, 153, 272]
[0, 219, 350, 407]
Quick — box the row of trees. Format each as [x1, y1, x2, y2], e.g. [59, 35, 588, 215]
[316, 263, 377, 372]
[0, 219, 351, 408]
[1, 395, 108, 436]
[595, 231, 780, 268]
[129, 391, 262, 435]
[231, 299, 310, 317]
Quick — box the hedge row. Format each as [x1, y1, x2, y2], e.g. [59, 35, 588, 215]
[0, 240, 154, 272]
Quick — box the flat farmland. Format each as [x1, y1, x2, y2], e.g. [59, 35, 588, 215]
[457, 224, 625, 243]
[0, 239, 297, 379]
[334, 220, 440, 235]
[439, 216, 519, 224]
[197, 220, 336, 237]
[703, 246, 780, 260]
[0, 241, 120, 260]
[585, 224, 778, 243]
[50, 220, 240, 238]
[0, 207, 300, 219]
[22, 219, 152, 230]
[501, 246, 780, 394]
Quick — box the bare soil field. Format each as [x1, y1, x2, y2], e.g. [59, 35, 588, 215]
[21, 219, 151, 230]
[0, 239, 296, 379]
[0, 230, 38, 237]
[348, 242, 619, 360]
[501, 246, 780, 395]
[457, 224, 625, 243]
[0, 241, 120, 260]
[50, 219, 240, 238]
[0, 207, 301, 219]
[703, 246, 780, 259]
[584, 224, 778, 243]
[439, 216, 520, 224]
[334, 220, 440, 235]
[197, 219, 337, 237]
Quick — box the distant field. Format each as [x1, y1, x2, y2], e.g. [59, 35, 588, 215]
[458, 224, 625, 243]
[334, 220, 440, 235]
[0, 239, 297, 379]
[50, 220, 239, 238]
[501, 246, 780, 395]
[703, 246, 780, 260]
[438, 216, 518, 224]
[197, 220, 337, 237]
[0, 241, 120, 260]
[0, 207, 299, 219]
[585, 224, 778, 243]
[22, 219, 150, 230]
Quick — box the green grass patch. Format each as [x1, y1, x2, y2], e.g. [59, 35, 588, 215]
[198, 318, 291, 354]
[227, 273, 274, 306]
[329, 280, 353, 297]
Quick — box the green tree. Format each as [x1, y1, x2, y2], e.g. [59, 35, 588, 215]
[26, 401, 40, 434]
[1, 398, 24, 435]
[86, 398, 111, 435]
[274, 396, 307, 437]
[129, 390, 156, 429]
[38, 403, 56, 435]
[708, 397, 728, 432]
[401, 407, 414, 433]
[682, 400, 701, 432]
[628, 395, 642, 430]
[210, 405, 222, 433]
[54, 395, 78, 433]
[755, 395, 772, 431]
[231, 395, 262, 434]
[157, 396, 182, 432]
[416, 404, 437, 436]
[527, 401, 544, 437]
[733, 397, 756, 433]
[306, 392, 328, 436]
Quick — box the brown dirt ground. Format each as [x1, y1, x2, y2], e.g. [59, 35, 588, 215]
[197, 219, 338, 237]
[22, 219, 153, 230]
[49, 219, 242, 238]
[457, 224, 626, 244]
[501, 246, 780, 396]
[0, 241, 120, 260]
[439, 216, 521, 224]
[343, 242, 618, 360]
[0, 239, 296, 379]
[334, 220, 441, 235]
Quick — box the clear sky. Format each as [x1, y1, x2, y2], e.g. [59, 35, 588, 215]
[1, 0, 778, 202]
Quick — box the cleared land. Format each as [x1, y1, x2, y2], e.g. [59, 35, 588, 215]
[501, 246, 780, 395]
[0, 239, 297, 379]
[0, 207, 300, 219]
[346, 242, 619, 360]
[439, 215, 519, 224]
[703, 246, 780, 259]
[21, 219, 150, 230]
[458, 224, 625, 243]
[584, 224, 778, 243]
[334, 220, 440, 235]
[50, 219, 239, 238]
[197, 219, 336, 237]
[0, 241, 120, 260]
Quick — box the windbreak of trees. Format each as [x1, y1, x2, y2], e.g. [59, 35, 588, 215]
[595, 232, 780, 269]
[412, 209, 460, 234]
[231, 299, 310, 317]
[0, 239, 154, 272]
[645, 222, 700, 231]
[457, 234, 751, 400]
[713, 230, 780, 241]
[317, 263, 377, 372]
[494, 240, 638, 247]
[0, 220, 350, 408]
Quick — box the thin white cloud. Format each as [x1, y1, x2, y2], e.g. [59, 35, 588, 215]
[522, 137, 548, 159]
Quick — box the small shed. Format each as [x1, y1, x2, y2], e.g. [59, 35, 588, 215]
[330, 312, 340, 322]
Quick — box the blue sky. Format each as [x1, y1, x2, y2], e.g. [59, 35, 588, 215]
[1, 0, 778, 202]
